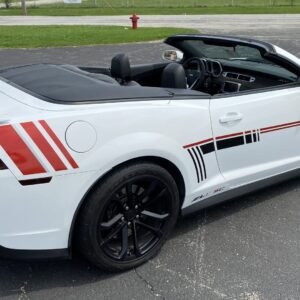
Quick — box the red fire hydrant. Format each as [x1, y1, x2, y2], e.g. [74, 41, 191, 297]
[130, 13, 140, 30]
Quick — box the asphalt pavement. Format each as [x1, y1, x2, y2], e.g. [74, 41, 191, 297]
[0, 15, 300, 300]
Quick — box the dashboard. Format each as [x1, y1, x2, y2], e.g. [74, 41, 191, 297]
[183, 57, 295, 94]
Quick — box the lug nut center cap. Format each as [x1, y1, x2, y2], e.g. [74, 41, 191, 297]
[125, 210, 136, 221]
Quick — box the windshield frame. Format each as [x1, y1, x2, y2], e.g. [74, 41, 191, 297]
[165, 35, 300, 77]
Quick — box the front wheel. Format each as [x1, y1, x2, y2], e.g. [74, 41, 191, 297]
[75, 162, 180, 271]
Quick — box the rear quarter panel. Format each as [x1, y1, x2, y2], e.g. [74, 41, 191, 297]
[0, 81, 218, 249]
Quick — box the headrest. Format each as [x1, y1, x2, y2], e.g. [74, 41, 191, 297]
[161, 63, 186, 89]
[111, 53, 131, 81]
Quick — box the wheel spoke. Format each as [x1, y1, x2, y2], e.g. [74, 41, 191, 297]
[118, 224, 129, 260]
[143, 187, 167, 208]
[126, 183, 134, 206]
[100, 213, 123, 229]
[100, 222, 125, 246]
[98, 174, 174, 263]
[136, 220, 162, 237]
[141, 210, 169, 220]
[138, 180, 160, 203]
[132, 221, 141, 257]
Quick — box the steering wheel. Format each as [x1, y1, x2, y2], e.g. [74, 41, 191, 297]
[182, 57, 207, 90]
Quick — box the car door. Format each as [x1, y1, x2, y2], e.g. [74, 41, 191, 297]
[164, 34, 300, 192]
[210, 86, 300, 188]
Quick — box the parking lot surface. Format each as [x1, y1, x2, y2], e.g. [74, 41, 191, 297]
[0, 16, 300, 299]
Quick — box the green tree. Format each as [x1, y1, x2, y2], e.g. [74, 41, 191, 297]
[4, 0, 12, 9]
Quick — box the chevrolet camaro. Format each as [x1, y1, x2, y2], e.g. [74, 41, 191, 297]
[0, 34, 299, 271]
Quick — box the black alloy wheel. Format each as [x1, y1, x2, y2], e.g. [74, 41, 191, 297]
[76, 162, 180, 271]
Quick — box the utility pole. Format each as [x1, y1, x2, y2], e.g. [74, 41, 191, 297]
[21, 0, 27, 15]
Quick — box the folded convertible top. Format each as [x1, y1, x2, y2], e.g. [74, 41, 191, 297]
[0, 64, 174, 103]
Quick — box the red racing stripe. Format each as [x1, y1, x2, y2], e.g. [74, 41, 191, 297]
[39, 120, 78, 169]
[261, 121, 300, 132]
[22, 122, 67, 171]
[261, 123, 300, 134]
[183, 138, 213, 149]
[216, 132, 244, 140]
[0, 125, 46, 175]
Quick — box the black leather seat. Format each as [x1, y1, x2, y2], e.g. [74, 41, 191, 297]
[110, 53, 139, 86]
[161, 63, 187, 89]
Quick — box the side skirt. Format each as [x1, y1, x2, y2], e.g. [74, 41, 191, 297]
[0, 246, 70, 261]
[182, 167, 300, 216]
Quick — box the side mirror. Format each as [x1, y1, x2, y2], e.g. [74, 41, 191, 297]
[162, 50, 184, 62]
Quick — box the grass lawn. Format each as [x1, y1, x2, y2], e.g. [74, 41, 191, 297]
[0, 5, 300, 15]
[0, 25, 198, 48]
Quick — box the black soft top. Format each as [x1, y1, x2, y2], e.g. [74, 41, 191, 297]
[0, 64, 176, 104]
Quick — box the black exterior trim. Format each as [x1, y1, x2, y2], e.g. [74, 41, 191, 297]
[19, 177, 52, 186]
[0, 245, 70, 261]
[182, 167, 300, 216]
[1, 76, 210, 105]
[0, 64, 208, 105]
[0, 159, 8, 170]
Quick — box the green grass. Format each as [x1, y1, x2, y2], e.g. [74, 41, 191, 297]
[0, 25, 198, 48]
[1, 0, 300, 15]
[75, 0, 300, 6]
[3, 0, 300, 6]
[1, 5, 300, 15]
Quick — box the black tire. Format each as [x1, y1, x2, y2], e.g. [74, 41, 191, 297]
[75, 162, 180, 272]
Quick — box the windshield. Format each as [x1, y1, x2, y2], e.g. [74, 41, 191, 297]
[181, 40, 272, 63]
[176, 39, 298, 80]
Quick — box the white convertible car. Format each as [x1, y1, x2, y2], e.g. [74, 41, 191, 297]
[0, 34, 299, 271]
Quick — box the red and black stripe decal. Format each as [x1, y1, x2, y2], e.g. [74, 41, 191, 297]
[260, 121, 300, 134]
[216, 132, 244, 150]
[184, 140, 209, 183]
[0, 125, 46, 175]
[183, 120, 300, 183]
[187, 146, 207, 183]
[0, 159, 8, 170]
[22, 122, 68, 171]
[200, 141, 215, 154]
[39, 120, 78, 169]
[0, 120, 79, 186]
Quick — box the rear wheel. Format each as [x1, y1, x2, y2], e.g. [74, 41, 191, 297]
[75, 162, 180, 271]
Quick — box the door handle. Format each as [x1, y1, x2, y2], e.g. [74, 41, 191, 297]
[219, 112, 243, 124]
